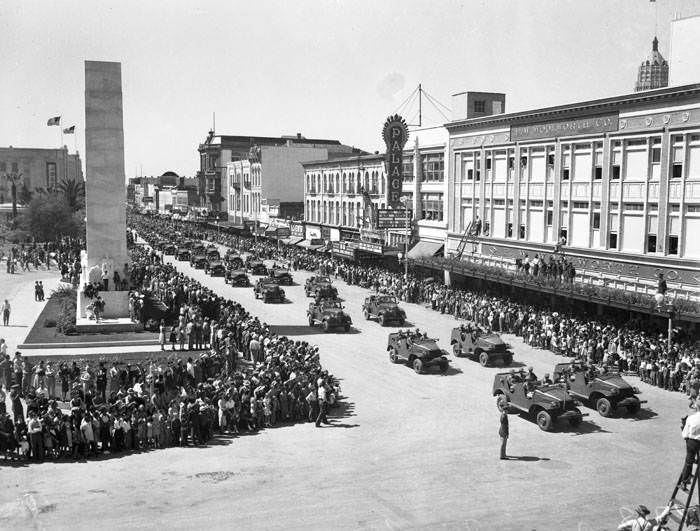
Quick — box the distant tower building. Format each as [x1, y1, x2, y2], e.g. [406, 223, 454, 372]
[635, 36, 669, 92]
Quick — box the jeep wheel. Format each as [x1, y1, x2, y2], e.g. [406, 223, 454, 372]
[452, 343, 462, 357]
[412, 358, 424, 374]
[389, 348, 399, 364]
[503, 354, 513, 366]
[568, 408, 583, 427]
[626, 402, 641, 415]
[323, 321, 330, 333]
[344, 324, 350, 333]
[596, 397, 614, 417]
[398, 319, 405, 327]
[438, 359, 448, 373]
[379, 314, 386, 326]
[478, 351, 489, 367]
[308, 316, 314, 327]
[536, 410, 553, 431]
[363, 309, 370, 320]
[496, 395, 509, 413]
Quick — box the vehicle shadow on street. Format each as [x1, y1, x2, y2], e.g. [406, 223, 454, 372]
[505, 455, 550, 462]
[562, 420, 610, 435]
[438, 366, 464, 377]
[626, 408, 658, 422]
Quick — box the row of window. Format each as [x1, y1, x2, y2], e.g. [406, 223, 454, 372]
[461, 133, 700, 183]
[306, 169, 384, 195]
[401, 153, 445, 182]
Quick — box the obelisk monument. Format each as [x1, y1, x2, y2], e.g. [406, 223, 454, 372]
[78, 60, 129, 321]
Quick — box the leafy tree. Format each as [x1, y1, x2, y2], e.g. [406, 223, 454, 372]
[19, 195, 84, 241]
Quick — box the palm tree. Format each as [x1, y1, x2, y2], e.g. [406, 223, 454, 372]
[3, 172, 22, 220]
[56, 178, 85, 211]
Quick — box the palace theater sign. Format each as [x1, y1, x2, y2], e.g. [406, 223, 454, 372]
[383, 114, 409, 208]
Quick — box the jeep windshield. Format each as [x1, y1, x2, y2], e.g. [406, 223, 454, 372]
[316, 277, 331, 284]
[323, 301, 342, 309]
[377, 296, 397, 305]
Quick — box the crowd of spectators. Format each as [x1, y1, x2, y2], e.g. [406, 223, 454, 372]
[0, 229, 341, 462]
[1, 238, 83, 281]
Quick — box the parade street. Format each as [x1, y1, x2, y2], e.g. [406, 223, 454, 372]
[0, 245, 689, 531]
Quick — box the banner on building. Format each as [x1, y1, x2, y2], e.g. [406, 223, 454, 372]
[382, 114, 409, 208]
[377, 208, 412, 229]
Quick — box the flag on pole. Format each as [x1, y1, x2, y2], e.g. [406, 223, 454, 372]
[47, 116, 61, 126]
[63, 125, 75, 134]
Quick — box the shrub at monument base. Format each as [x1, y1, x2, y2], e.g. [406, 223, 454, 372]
[52, 286, 78, 335]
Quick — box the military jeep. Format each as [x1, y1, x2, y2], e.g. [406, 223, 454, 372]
[362, 294, 406, 326]
[205, 260, 226, 277]
[253, 279, 285, 303]
[552, 362, 645, 417]
[225, 269, 250, 287]
[175, 248, 191, 261]
[247, 260, 268, 276]
[206, 248, 221, 261]
[307, 299, 352, 332]
[450, 323, 513, 366]
[268, 268, 293, 285]
[163, 243, 178, 256]
[492, 372, 585, 431]
[190, 255, 208, 269]
[387, 331, 449, 374]
[304, 275, 338, 301]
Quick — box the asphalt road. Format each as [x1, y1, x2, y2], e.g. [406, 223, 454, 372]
[0, 244, 689, 530]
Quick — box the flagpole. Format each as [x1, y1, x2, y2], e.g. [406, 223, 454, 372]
[60, 117, 63, 150]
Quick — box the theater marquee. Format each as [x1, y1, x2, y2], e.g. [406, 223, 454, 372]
[383, 114, 409, 208]
[510, 113, 619, 141]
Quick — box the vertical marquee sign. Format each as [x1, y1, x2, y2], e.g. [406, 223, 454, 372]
[383, 114, 409, 208]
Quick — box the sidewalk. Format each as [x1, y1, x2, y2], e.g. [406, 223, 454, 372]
[0, 268, 62, 354]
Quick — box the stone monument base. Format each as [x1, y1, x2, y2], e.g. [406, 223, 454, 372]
[77, 290, 130, 319]
[75, 316, 140, 334]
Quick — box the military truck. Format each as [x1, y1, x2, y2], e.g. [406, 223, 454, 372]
[206, 248, 221, 261]
[362, 294, 406, 326]
[552, 362, 645, 417]
[225, 269, 250, 287]
[163, 243, 178, 256]
[450, 323, 513, 366]
[304, 275, 338, 301]
[307, 299, 352, 332]
[253, 279, 285, 303]
[205, 260, 226, 277]
[387, 331, 449, 374]
[492, 372, 585, 431]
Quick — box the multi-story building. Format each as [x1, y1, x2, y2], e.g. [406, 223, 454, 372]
[225, 144, 333, 225]
[635, 36, 669, 92]
[197, 131, 360, 212]
[444, 83, 700, 298]
[0, 146, 83, 202]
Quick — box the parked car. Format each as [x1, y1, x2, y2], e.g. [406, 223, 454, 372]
[450, 323, 513, 366]
[247, 260, 268, 275]
[225, 269, 250, 287]
[205, 260, 226, 277]
[387, 330, 449, 374]
[190, 255, 208, 269]
[551, 362, 645, 417]
[304, 275, 338, 301]
[307, 299, 352, 332]
[362, 294, 406, 326]
[253, 279, 285, 303]
[492, 372, 585, 431]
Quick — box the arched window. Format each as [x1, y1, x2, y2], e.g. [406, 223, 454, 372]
[342, 172, 347, 193]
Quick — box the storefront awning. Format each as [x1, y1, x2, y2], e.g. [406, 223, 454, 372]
[407, 241, 444, 259]
[297, 240, 325, 251]
[281, 236, 304, 246]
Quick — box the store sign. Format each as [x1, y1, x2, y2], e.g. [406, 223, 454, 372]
[321, 226, 331, 241]
[290, 222, 304, 237]
[332, 241, 356, 259]
[383, 114, 409, 208]
[377, 208, 412, 229]
[356, 240, 384, 254]
[510, 113, 618, 141]
[275, 227, 291, 238]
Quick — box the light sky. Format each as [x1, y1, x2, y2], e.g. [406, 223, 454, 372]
[2, 0, 699, 179]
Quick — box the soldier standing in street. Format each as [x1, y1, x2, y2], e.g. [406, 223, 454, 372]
[499, 409, 509, 460]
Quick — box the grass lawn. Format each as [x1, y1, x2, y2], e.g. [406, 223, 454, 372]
[24, 293, 159, 345]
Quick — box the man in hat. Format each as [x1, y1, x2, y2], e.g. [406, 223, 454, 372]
[617, 503, 672, 530]
[680, 399, 700, 490]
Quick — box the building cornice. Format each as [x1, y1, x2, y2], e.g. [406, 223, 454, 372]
[445, 83, 700, 133]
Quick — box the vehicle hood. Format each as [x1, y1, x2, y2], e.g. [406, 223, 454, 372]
[324, 308, 346, 318]
[594, 374, 632, 390]
[478, 334, 507, 349]
[534, 386, 569, 402]
[378, 303, 402, 313]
